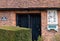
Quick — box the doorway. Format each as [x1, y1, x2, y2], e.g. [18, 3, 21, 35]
[16, 13, 41, 41]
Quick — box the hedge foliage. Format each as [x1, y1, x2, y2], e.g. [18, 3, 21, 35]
[37, 35, 43, 41]
[0, 26, 32, 41]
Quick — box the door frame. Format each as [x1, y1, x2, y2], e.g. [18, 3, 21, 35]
[16, 12, 41, 34]
[16, 11, 41, 41]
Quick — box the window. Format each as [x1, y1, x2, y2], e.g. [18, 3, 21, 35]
[1, 16, 7, 21]
[47, 10, 58, 31]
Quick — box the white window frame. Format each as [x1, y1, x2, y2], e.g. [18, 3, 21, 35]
[47, 10, 58, 24]
[47, 10, 58, 31]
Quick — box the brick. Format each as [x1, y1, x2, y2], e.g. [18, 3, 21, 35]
[0, 11, 16, 26]
[41, 10, 60, 41]
[0, 0, 60, 8]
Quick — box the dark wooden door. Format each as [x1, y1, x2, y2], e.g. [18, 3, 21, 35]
[30, 14, 41, 41]
[16, 14, 41, 41]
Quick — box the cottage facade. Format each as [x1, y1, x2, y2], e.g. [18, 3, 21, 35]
[0, 0, 60, 41]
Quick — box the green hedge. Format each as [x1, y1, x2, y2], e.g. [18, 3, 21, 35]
[37, 35, 44, 41]
[0, 26, 32, 41]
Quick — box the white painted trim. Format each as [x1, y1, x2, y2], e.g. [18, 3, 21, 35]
[47, 10, 58, 31]
[47, 10, 58, 24]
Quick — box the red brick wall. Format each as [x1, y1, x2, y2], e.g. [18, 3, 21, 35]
[0, 0, 60, 8]
[0, 10, 60, 41]
[0, 11, 16, 26]
[41, 10, 60, 41]
[0, 10, 41, 26]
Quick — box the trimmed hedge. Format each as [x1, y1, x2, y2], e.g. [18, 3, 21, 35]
[0, 26, 32, 41]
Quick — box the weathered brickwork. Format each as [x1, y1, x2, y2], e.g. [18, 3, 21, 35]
[0, 11, 16, 26]
[0, 0, 60, 8]
[41, 10, 60, 41]
[0, 10, 60, 41]
[0, 0, 7, 8]
[0, 0, 60, 41]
